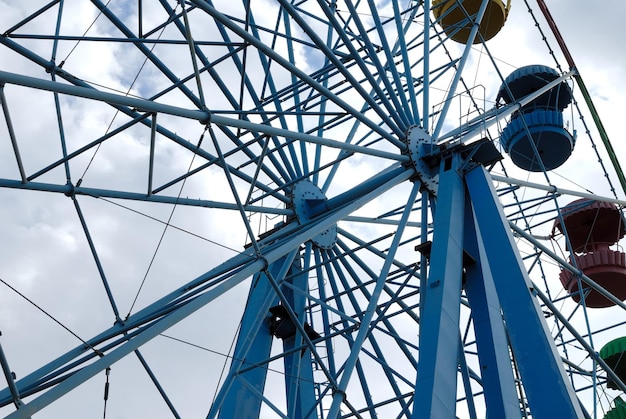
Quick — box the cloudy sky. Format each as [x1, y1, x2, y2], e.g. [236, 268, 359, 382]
[1, 1, 626, 418]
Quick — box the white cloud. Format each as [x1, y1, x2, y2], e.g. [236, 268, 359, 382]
[1, 1, 626, 418]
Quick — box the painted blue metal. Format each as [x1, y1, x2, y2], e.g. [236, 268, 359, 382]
[216, 255, 293, 419]
[433, 0, 491, 139]
[0, 85, 26, 182]
[155, 0, 296, 185]
[0, 70, 407, 163]
[323, 245, 415, 415]
[334, 232, 421, 328]
[2, 2, 620, 417]
[327, 180, 420, 418]
[458, 336, 479, 419]
[464, 196, 522, 419]
[27, 113, 149, 181]
[208, 7, 301, 182]
[271, 0, 407, 146]
[209, 125, 262, 253]
[466, 165, 583, 418]
[0, 335, 23, 409]
[0, 178, 292, 215]
[342, 0, 408, 132]
[133, 350, 181, 418]
[412, 154, 465, 418]
[147, 113, 157, 195]
[282, 244, 317, 419]
[90, 0, 203, 108]
[179, 3, 207, 110]
[390, 0, 420, 125]
[423, 0, 431, 131]
[71, 197, 122, 322]
[0, 162, 413, 412]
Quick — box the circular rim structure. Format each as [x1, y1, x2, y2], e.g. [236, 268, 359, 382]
[0, 2, 626, 418]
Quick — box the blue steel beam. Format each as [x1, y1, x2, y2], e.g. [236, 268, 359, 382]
[215, 254, 294, 419]
[90, 0, 203, 109]
[338, 0, 410, 131]
[327, 180, 420, 418]
[156, 0, 294, 185]
[466, 165, 583, 418]
[280, 8, 308, 178]
[249, 8, 304, 181]
[0, 69, 407, 163]
[72, 197, 122, 322]
[287, 0, 409, 137]
[281, 250, 317, 419]
[364, 0, 413, 126]
[200, 1, 403, 151]
[412, 154, 465, 418]
[1, 165, 414, 416]
[2, 1, 60, 36]
[391, 0, 420, 125]
[0, 36, 289, 202]
[0, 335, 23, 409]
[199, 2, 300, 181]
[0, 164, 402, 392]
[268, 0, 407, 147]
[133, 350, 181, 418]
[5, 34, 247, 46]
[0, 178, 292, 216]
[464, 197, 521, 418]
[320, 3, 420, 191]
[27, 113, 151, 182]
[331, 241, 420, 364]
[0, 84, 27, 182]
[491, 174, 626, 207]
[433, 0, 491, 139]
[423, 0, 431, 131]
[314, 248, 418, 417]
[318, 251, 378, 418]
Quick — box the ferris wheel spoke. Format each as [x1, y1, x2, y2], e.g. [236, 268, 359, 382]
[534, 286, 626, 394]
[337, 228, 419, 278]
[195, 1, 405, 152]
[3, 1, 626, 417]
[148, 3, 299, 185]
[316, 250, 416, 413]
[90, 0, 203, 109]
[391, 0, 421, 125]
[0, 84, 27, 182]
[0, 162, 417, 411]
[335, 0, 412, 130]
[151, 3, 297, 181]
[0, 178, 292, 216]
[431, 3, 491, 139]
[71, 196, 122, 321]
[0, 71, 304, 205]
[208, 14, 304, 181]
[272, 0, 407, 146]
[132, 349, 182, 418]
[323, 246, 420, 360]
[326, 180, 419, 417]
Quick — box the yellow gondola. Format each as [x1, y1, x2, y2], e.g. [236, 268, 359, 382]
[432, 0, 511, 43]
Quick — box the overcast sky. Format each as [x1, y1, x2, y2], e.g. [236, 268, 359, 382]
[1, 1, 626, 418]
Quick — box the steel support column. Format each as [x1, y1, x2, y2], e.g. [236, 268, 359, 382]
[216, 256, 290, 419]
[464, 197, 521, 418]
[413, 154, 465, 418]
[466, 165, 583, 418]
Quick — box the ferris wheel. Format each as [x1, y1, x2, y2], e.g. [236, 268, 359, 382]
[1, 1, 626, 418]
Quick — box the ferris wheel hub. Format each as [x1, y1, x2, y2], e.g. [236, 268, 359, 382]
[290, 180, 337, 249]
[406, 125, 439, 194]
